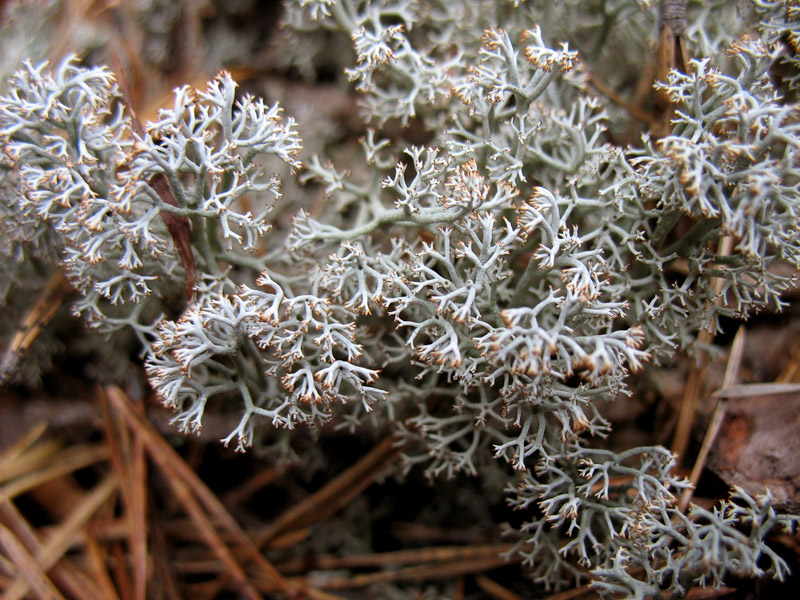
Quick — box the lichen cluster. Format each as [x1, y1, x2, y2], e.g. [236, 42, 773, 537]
[2, 0, 799, 595]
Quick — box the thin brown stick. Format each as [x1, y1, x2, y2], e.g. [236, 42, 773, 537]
[671, 236, 734, 462]
[256, 435, 404, 547]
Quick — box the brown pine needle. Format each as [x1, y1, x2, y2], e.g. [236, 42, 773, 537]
[293, 553, 516, 591]
[672, 236, 734, 463]
[0, 521, 66, 600]
[680, 326, 746, 512]
[0, 500, 104, 600]
[2, 475, 117, 600]
[475, 575, 525, 600]
[256, 435, 404, 547]
[0, 270, 73, 386]
[275, 543, 516, 574]
[0, 445, 111, 501]
[102, 385, 295, 598]
[0, 438, 60, 484]
[84, 529, 123, 600]
[0, 423, 49, 473]
[99, 387, 148, 600]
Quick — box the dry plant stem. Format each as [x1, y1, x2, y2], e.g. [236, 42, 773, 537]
[256, 435, 405, 547]
[0, 521, 66, 600]
[474, 574, 526, 600]
[110, 54, 197, 300]
[2, 475, 117, 600]
[102, 386, 296, 599]
[0, 270, 72, 386]
[679, 327, 745, 521]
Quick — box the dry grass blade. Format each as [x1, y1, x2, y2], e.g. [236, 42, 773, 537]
[256, 435, 404, 547]
[0, 521, 66, 600]
[102, 386, 294, 598]
[2, 475, 117, 600]
[0, 270, 72, 386]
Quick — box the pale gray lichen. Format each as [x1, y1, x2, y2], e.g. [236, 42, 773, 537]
[2, 0, 799, 595]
